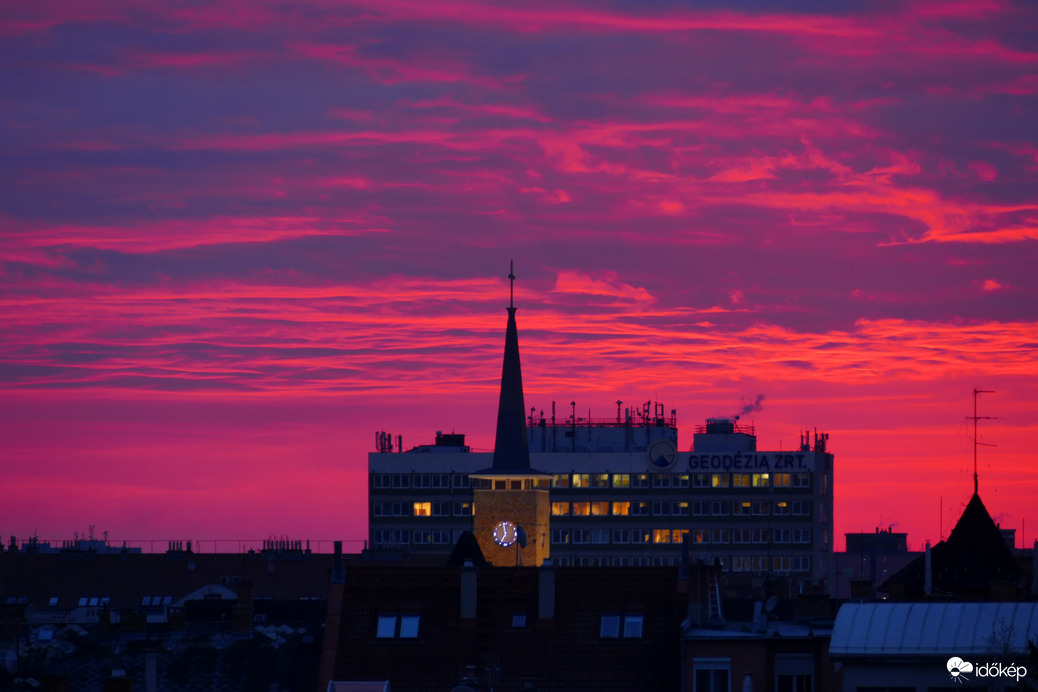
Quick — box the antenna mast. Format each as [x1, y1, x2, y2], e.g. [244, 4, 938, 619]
[970, 388, 996, 495]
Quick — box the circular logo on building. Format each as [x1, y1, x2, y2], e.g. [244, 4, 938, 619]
[647, 438, 678, 470]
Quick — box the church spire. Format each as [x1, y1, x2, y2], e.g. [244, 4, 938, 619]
[491, 261, 531, 472]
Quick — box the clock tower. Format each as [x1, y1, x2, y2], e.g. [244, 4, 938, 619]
[471, 262, 551, 566]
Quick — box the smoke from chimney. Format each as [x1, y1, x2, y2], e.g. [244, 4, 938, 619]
[733, 394, 765, 420]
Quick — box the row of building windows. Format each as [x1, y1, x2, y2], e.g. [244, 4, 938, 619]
[372, 474, 472, 490]
[373, 501, 472, 517]
[555, 472, 813, 489]
[375, 498, 814, 519]
[373, 529, 455, 545]
[549, 556, 813, 571]
[550, 499, 812, 518]
[551, 527, 812, 546]
[371, 472, 815, 490]
[695, 528, 812, 544]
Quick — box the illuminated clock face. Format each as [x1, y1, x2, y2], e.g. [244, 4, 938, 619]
[493, 520, 518, 547]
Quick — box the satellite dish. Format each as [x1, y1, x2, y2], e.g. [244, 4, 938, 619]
[765, 595, 778, 613]
[516, 526, 528, 549]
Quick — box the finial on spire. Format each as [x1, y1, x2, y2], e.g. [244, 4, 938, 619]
[508, 260, 516, 309]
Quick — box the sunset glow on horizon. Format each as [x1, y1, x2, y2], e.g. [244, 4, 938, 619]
[2, 0, 1036, 553]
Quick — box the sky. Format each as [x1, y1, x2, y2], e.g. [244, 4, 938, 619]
[1, 0, 1036, 554]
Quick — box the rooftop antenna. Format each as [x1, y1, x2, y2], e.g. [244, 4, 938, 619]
[970, 388, 996, 496]
[508, 259, 515, 309]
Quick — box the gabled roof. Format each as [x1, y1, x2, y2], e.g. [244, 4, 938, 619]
[445, 531, 488, 567]
[831, 602, 1038, 656]
[880, 493, 1020, 597]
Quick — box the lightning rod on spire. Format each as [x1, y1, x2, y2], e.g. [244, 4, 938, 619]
[508, 260, 515, 309]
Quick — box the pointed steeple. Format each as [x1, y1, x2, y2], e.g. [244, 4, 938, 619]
[491, 261, 531, 472]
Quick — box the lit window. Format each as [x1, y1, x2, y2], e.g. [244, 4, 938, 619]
[551, 502, 570, 516]
[773, 473, 791, 487]
[711, 473, 729, 488]
[732, 473, 751, 488]
[752, 473, 770, 487]
[591, 474, 609, 488]
[611, 474, 630, 488]
[600, 615, 621, 638]
[652, 529, 671, 544]
[612, 501, 630, 516]
[572, 474, 590, 488]
[572, 502, 591, 516]
[631, 474, 650, 488]
[590, 501, 609, 516]
[623, 615, 643, 639]
[413, 502, 431, 517]
[553, 474, 570, 488]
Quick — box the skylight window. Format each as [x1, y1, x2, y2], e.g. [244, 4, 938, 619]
[600, 614, 621, 638]
[376, 614, 421, 639]
[376, 615, 397, 638]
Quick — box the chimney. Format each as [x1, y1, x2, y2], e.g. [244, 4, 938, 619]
[332, 541, 345, 584]
[924, 542, 932, 597]
[538, 562, 555, 620]
[461, 560, 477, 619]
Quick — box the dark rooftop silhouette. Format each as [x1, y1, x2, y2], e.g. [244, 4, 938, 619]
[881, 493, 1022, 599]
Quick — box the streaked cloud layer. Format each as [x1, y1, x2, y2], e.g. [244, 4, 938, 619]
[2, 0, 1036, 550]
